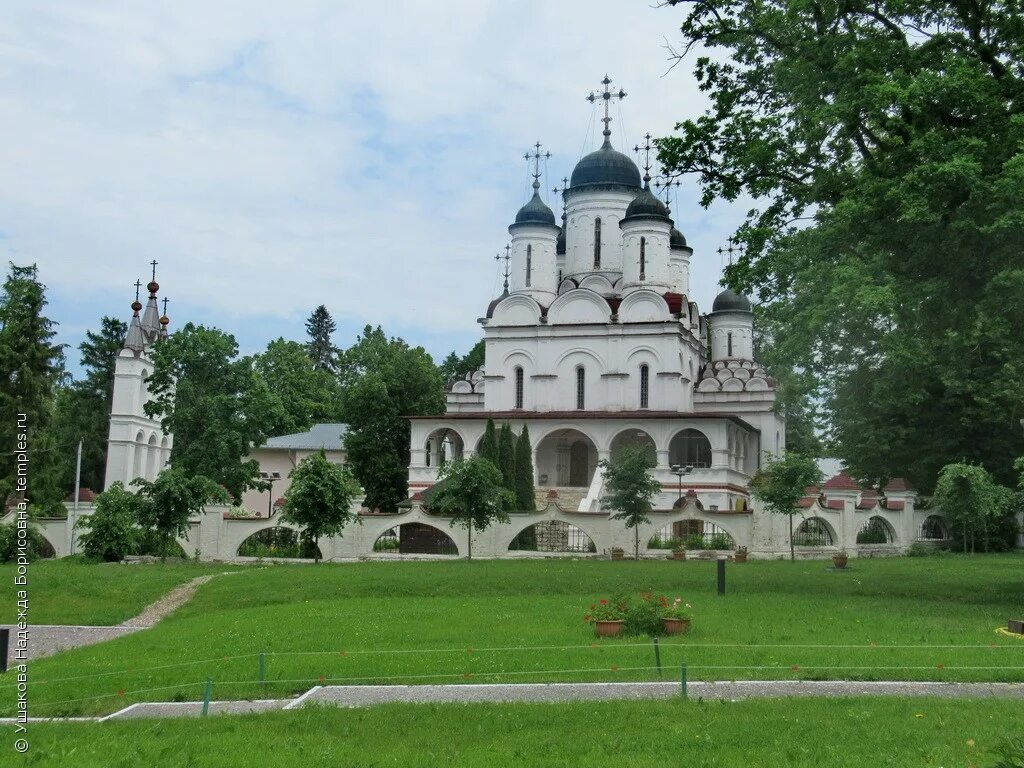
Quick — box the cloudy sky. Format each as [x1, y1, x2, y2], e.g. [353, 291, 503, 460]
[0, 1, 746, 374]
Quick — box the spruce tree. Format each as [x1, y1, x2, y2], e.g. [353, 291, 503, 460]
[305, 305, 340, 374]
[497, 423, 517, 489]
[480, 419, 498, 465]
[514, 426, 535, 512]
[0, 264, 65, 508]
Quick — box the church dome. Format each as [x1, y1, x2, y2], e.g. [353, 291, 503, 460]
[513, 189, 557, 226]
[623, 185, 669, 220]
[670, 226, 687, 248]
[712, 288, 752, 312]
[570, 140, 642, 190]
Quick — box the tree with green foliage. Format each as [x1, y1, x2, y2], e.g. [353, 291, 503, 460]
[513, 426, 535, 512]
[76, 481, 139, 562]
[0, 264, 65, 509]
[659, 0, 1024, 489]
[479, 419, 499, 465]
[438, 339, 485, 383]
[430, 456, 511, 559]
[280, 450, 361, 562]
[750, 453, 823, 561]
[305, 305, 340, 374]
[254, 337, 342, 436]
[497, 423, 517, 492]
[599, 445, 662, 560]
[132, 467, 228, 559]
[338, 325, 444, 512]
[145, 323, 283, 501]
[932, 462, 1013, 554]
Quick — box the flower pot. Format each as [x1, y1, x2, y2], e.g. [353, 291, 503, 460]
[734, 552, 748, 563]
[610, 549, 624, 561]
[672, 549, 686, 561]
[663, 618, 691, 635]
[832, 553, 849, 569]
[594, 620, 625, 637]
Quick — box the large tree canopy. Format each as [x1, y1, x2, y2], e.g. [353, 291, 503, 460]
[660, 0, 1024, 489]
[338, 325, 444, 512]
[254, 337, 342, 437]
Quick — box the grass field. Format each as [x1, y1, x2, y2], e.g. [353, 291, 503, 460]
[2, 555, 1022, 717]
[0, 559, 236, 625]
[10, 697, 1024, 767]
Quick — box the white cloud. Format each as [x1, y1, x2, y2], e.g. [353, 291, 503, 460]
[0, 1, 747, 360]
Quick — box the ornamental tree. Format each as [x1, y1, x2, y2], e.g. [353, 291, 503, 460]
[932, 462, 1012, 554]
[497, 423, 517, 506]
[479, 419, 499, 466]
[76, 481, 139, 562]
[750, 453, 822, 561]
[280, 450, 361, 562]
[514, 426, 536, 512]
[132, 467, 228, 560]
[430, 457, 512, 560]
[600, 445, 662, 560]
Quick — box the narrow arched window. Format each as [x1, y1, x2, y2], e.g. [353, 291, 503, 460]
[576, 366, 585, 410]
[639, 237, 646, 281]
[593, 218, 602, 268]
[514, 366, 524, 409]
[639, 364, 650, 409]
[525, 245, 532, 287]
[727, 332, 733, 358]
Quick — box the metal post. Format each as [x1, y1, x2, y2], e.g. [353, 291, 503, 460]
[680, 662, 687, 698]
[0, 628, 9, 674]
[717, 558, 726, 595]
[201, 678, 213, 716]
[259, 652, 266, 687]
[653, 637, 661, 677]
[71, 439, 82, 555]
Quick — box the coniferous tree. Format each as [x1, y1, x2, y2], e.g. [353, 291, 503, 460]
[513, 426, 535, 512]
[497, 423, 516, 488]
[0, 264, 65, 509]
[479, 419, 498, 466]
[305, 305, 340, 374]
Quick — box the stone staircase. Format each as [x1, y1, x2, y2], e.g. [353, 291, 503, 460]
[534, 487, 589, 513]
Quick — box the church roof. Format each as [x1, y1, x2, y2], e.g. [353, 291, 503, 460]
[570, 138, 642, 190]
[513, 188, 557, 226]
[262, 423, 349, 451]
[670, 226, 687, 248]
[711, 288, 752, 312]
[623, 184, 670, 221]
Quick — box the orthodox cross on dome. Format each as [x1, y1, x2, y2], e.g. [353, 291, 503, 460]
[716, 237, 745, 267]
[134, 279, 142, 302]
[552, 176, 569, 215]
[524, 141, 551, 194]
[654, 175, 681, 207]
[586, 74, 626, 145]
[162, 297, 169, 315]
[495, 247, 511, 296]
[633, 132, 655, 184]
[150, 260, 158, 281]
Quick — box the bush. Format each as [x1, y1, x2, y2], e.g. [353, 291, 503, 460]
[586, 592, 694, 636]
[685, 533, 705, 550]
[373, 537, 399, 552]
[708, 533, 734, 550]
[76, 483, 139, 562]
[0, 521, 53, 562]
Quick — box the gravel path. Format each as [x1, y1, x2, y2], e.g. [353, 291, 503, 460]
[2, 572, 231, 665]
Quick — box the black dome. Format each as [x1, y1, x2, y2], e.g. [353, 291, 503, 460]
[513, 190, 556, 226]
[712, 288, 752, 312]
[623, 185, 670, 220]
[570, 139, 642, 189]
[670, 226, 687, 248]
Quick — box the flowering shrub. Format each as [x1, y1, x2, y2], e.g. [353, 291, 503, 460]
[586, 592, 694, 635]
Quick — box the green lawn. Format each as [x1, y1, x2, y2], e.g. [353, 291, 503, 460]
[10, 697, 1024, 767]
[3, 555, 1023, 717]
[0, 558, 237, 625]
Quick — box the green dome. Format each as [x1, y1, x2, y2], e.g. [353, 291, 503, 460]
[712, 288, 752, 312]
[570, 139, 642, 190]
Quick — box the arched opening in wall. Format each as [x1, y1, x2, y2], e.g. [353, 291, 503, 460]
[610, 429, 656, 463]
[639, 237, 646, 280]
[639, 364, 650, 409]
[424, 428, 464, 469]
[526, 244, 532, 287]
[160, 436, 170, 471]
[918, 515, 948, 541]
[575, 366, 586, 410]
[31, 533, 56, 559]
[509, 521, 596, 553]
[514, 366, 524, 409]
[727, 332, 733, 358]
[793, 517, 835, 546]
[139, 369, 149, 409]
[145, 434, 158, 479]
[668, 429, 712, 469]
[237, 527, 322, 559]
[648, 520, 735, 551]
[534, 429, 598, 488]
[376, 523, 459, 555]
[593, 217, 602, 268]
[132, 431, 145, 479]
[857, 516, 896, 545]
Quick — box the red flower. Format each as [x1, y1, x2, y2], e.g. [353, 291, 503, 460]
[599, 599, 609, 605]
